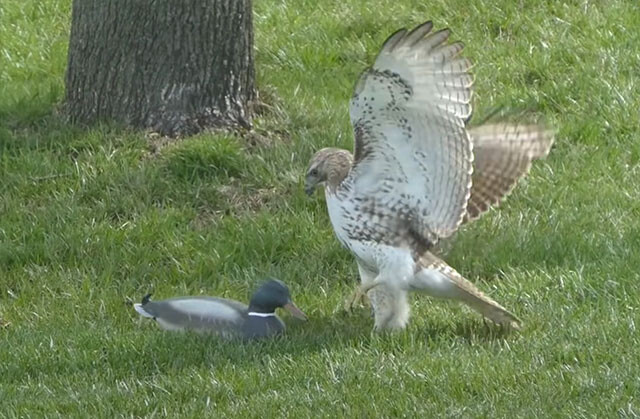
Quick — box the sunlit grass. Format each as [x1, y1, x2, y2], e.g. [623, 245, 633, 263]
[1, 0, 639, 416]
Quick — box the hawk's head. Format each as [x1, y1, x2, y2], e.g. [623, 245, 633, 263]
[304, 148, 353, 196]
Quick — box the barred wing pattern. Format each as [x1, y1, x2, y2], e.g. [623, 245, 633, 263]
[465, 123, 554, 222]
[342, 22, 474, 250]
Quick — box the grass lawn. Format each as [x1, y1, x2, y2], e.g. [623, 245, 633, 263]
[2, 0, 640, 416]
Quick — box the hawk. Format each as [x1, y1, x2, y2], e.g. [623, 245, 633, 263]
[304, 21, 553, 331]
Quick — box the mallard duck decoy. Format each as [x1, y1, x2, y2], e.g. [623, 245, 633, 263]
[133, 279, 307, 339]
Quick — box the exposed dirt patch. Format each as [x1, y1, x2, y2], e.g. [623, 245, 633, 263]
[240, 127, 290, 149]
[144, 124, 289, 158]
[145, 131, 179, 157]
[218, 184, 278, 212]
[144, 86, 290, 157]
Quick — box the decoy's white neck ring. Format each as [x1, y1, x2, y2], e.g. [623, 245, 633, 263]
[247, 312, 276, 318]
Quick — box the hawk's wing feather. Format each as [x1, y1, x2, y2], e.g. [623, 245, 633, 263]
[345, 22, 474, 246]
[373, 27, 474, 121]
[465, 123, 554, 222]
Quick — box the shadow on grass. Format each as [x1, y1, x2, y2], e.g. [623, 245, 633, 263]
[126, 309, 516, 373]
[0, 106, 133, 155]
[2, 304, 519, 385]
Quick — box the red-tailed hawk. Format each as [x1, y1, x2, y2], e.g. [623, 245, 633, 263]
[304, 21, 553, 331]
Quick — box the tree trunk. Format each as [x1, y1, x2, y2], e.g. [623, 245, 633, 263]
[65, 0, 255, 137]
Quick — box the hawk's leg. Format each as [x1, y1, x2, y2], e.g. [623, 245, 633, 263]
[359, 278, 384, 295]
[344, 262, 376, 313]
[367, 282, 410, 331]
[343, 286, 370, 312]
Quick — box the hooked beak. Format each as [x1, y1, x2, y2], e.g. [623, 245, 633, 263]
[304, 179, 315, 196]
[283, 301, 307, 321]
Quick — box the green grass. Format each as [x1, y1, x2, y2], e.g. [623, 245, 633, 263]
[2, 0, 640, 416]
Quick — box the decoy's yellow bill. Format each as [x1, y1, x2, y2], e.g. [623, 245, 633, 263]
[284, 302, 307, 320]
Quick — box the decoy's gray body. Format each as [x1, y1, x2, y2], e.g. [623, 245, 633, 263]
[134, 279, 307, 339]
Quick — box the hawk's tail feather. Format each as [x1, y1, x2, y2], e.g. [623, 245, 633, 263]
[414, 253, 521, 329]
[451, 280, 522, 330]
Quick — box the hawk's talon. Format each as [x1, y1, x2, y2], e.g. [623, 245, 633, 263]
[343, 285, 371, 312]
[360, 279, 382, 295]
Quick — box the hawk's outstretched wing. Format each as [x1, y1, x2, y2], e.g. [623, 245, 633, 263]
[465, 123, 554, 222]
[343, 22, 474, 249]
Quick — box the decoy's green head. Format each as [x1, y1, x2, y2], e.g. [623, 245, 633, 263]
[249, 279, 307, 320]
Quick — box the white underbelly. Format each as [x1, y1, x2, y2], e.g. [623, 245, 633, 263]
[325, 191, 353, 248]
[325, 191, 416, 280]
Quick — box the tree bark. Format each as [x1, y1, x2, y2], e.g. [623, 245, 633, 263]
[65, 0, 255, 136]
